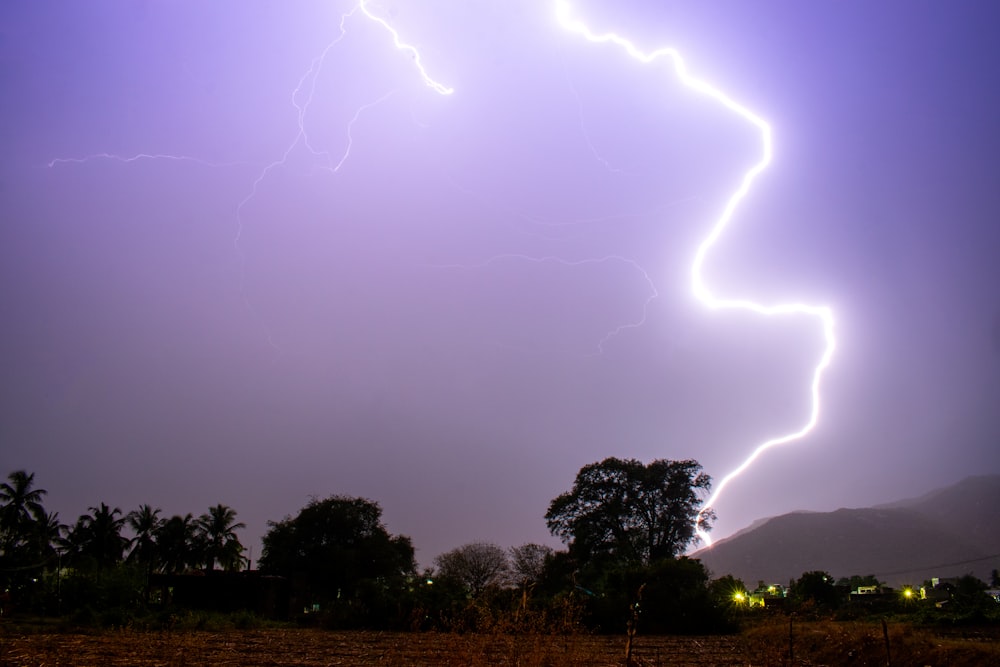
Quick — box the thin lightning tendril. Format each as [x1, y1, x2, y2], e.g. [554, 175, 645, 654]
[555, 1, 837, 546]
[329, 90, 397, 173]
[45, 2, 450, 360]
[566, 79, 623, 174]
[231, 0, 452, 355]
[45, 153, 255, 169]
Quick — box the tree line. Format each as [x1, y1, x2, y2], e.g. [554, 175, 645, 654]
[4, 459, 993, 632]
[0, 470, 246, 580]
[1, 458, 736, 631]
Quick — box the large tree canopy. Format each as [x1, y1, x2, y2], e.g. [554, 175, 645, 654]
[545, 458, 712, 566]
[434, 541, 509, 596]
[259, 495, 415, 606]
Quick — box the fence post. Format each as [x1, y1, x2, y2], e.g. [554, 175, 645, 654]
[624, 583, 646, 666]
[788, 615, 794, 663]
[882, 617, 891, 666]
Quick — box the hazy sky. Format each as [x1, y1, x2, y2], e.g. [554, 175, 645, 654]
[3, 1, 999, 568]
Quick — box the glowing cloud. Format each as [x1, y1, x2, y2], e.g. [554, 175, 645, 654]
[554, 1, 837, 545]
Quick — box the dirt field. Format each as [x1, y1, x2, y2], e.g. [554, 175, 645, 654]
[0, 630, 749, 666]
[1, 622, 997, 666]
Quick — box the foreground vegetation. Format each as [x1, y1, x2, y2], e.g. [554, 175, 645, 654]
[4, 464, 998, 661]
[2, 462, 743, 634]
[1, 619, 998, 666]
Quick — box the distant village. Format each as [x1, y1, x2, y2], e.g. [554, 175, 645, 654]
[738, 576, 1000, 611]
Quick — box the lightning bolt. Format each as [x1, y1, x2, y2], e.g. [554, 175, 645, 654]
[356, 2, 454, 96]
[555, 1, 837, 546]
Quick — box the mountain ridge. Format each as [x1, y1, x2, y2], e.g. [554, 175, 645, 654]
[693, 475, 1000, 586]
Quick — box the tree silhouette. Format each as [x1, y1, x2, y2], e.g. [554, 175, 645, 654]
[545, 458, 712, 567]
[791, 570, 842, 609]
[197, 504, 246, 572]
[26, 511, 63, 567]
[156, 513, 202, 574]
[0, 470, 47, 542]
[127, 505, 163, 573]
[69, 503, 130, 570]
[59, 516, 89, 566]
[435, 541, 509, 596]
[0, 471, 62, 596]
[260, 496, 415, 609]
[509, 543, 554, 589]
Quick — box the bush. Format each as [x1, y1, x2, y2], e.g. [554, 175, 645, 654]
[580, 557, 737, 635]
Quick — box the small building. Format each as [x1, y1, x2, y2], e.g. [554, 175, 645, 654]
[918, 577, 965, 608]
[749, 583, 786, 609]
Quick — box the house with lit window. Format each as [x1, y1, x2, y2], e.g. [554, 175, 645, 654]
[749, 582, 786, 609]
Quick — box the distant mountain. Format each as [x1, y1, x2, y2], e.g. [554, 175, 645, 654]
[877, 475, 1000, 552]
[693, 475, 1000, 587]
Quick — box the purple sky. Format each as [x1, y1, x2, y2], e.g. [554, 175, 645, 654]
[3, 1, 999, 568]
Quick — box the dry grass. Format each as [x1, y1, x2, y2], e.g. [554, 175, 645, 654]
[743, 617, 1000, 667]
[1, 620, 997, 666]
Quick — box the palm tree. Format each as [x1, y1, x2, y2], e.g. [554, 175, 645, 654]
[126, 504, 162, 571]
[0, 471, 54, 592]
[126, 504, 162, 602]
[68, 503, 129, 570]
[198, 504, 246, 572]
[156, 514, 202, 574]
[59, 516, 91, 567]
[26, 510, 64, 566]
[0, 470, 47, 541]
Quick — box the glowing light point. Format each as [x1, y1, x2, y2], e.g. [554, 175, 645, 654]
[555, 2, 837, 547]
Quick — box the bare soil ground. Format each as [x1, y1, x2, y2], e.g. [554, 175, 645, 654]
[1, 621, 997, 666]
[0, 630, 747, 666]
